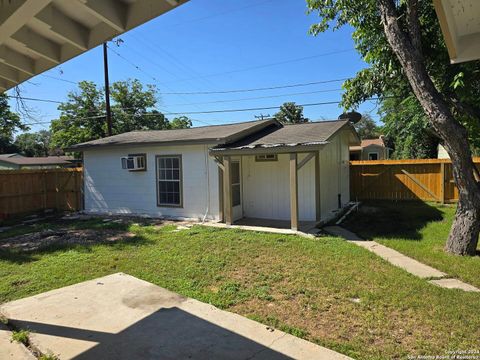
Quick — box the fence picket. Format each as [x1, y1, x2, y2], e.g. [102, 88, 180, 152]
[350, 158, 480, 203]
[0, 168, 83, 219]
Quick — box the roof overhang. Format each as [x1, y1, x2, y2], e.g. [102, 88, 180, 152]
[433, 0, 480, 63]
[0, 0, 188, 91]
[65, 138, 223, 152]
[209, 143, 329, 156]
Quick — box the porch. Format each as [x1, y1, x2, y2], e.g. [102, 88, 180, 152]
[213, 150, 322, 232]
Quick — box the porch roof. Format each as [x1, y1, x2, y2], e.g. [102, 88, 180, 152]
[210, 120, 359, 154]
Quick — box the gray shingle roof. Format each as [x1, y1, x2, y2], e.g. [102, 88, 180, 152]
[211, 120, 354, 152]
[0, 155, 73, 165]
[67, 119, 276, 150]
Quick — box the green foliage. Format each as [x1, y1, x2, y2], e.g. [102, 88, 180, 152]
[11, 330, 29, 345]
[50, 81, 105, 150]
[273, 102, 309, 124]
[381, 97, 438, 159]
[0, 93, 26, 153]
[169, 116, 193, 129]
[109, 79, 169, 133]
[50, 79, 192, 150]
[14, 130, 52, 157]
[353, 113, 380, 139]
[39, 354, 59, 360]
[1, 221, 479, 358]
[306, 0, 480, 155]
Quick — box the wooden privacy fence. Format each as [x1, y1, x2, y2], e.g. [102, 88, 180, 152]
[350, 158, 480, 203]
[0, 168, 83, 219]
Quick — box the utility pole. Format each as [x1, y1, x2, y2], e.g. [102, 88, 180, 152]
[103, 42, 113, 136]
[255, 113, 271, 120]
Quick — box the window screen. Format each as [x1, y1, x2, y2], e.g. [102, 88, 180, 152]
[255, 154, 277, 162]
[157, 156, 182, 206]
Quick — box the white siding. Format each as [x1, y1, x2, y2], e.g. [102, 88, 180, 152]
[241, 153, 316, 221]
[241, 129, 351, 222]
[83, 144, 219, 220]
[83, 130, 351, 223]
[319, 130, 350, 220]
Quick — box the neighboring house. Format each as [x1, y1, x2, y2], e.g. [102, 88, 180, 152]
[437, 144, 450, 159]
[68, 119, 360, 231]
[0, 154, 78, 170]
[349, 136, 391, 161]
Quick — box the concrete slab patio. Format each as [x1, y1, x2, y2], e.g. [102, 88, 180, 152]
[0, 273, 351, 360]
[0, 323, 35, 360]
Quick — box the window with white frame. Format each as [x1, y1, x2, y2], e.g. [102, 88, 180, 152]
[368, 152, 379, 161]
[156, 155, 182, 207]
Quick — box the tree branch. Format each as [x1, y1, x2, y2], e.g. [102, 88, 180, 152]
[406, 0, 423, 60]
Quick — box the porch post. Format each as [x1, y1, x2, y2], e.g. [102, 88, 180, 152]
[289, 153, 299, 231]
[315, 151, 321, 222]
[223, 155, 233, 225]
[218, 158, 224, 222]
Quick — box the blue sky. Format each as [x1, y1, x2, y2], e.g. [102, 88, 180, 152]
[8, 0, 376, 133]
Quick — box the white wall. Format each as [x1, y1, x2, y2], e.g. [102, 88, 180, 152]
[83, 130, 351, 223]
[438, 144, 450, 159]
[83, 144, 220, 220]
[241, 153, 316, 221]
[319, 129, 351, 219]
[241, 130, 351, 222]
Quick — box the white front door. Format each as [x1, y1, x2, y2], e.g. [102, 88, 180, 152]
[231, 160, 243, 221]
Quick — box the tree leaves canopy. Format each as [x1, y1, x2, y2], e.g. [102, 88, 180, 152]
[274, 102, 309, 124]
[0, 93, 26, 153]
[306, 0, 480, 156]
[14, 130, 52, 157]
[50, 79, 192, 150]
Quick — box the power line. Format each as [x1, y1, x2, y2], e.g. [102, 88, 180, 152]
[165, 0, 277, 28]
[33, 74, 350, 96]
[166, 88, 343, 107]
[17, 99, 344, 126]
[160, 78, 349, 95]
[17, 96, 389, 127]
[161, 49, 354, 85]
[41, 74, 78, 85]
[49, 44, 353, 87]
[7, 95, 63, 104]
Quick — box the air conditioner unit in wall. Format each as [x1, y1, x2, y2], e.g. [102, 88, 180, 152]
[121, 155, 146, 171]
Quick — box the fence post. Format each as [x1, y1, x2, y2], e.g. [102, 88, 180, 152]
[42, 171, 47, 210]
[55, 170, 59, 210]
[440, 162, 445, 204]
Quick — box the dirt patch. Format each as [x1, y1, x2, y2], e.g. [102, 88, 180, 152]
[0, 229, 136, 252]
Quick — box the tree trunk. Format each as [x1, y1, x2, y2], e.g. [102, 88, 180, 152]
[378, 0, 480, 255]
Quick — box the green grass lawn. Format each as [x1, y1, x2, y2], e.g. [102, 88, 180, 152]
[1, 217, 479, 360]
[342, 201, 480, 289]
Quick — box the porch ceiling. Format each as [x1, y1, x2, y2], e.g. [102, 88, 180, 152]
[0, 0, 188, 91]
[434, 0, 480, 63]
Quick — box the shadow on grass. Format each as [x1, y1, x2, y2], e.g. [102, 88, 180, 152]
[0, 220, 154, 265]
[342, 200, 445, 241]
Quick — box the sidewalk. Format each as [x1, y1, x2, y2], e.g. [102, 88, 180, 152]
[324, 226, 480, 292]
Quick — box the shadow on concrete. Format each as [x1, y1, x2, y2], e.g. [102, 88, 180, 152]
[11, 307, 292, 360]
[342, 200, 444, 241]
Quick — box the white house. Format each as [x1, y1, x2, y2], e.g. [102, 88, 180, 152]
[69, 119, 360, 231]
